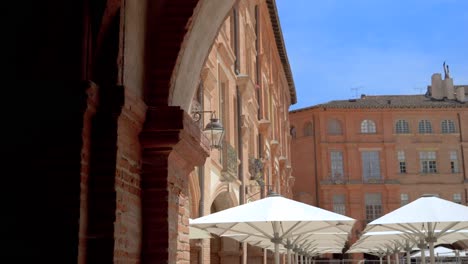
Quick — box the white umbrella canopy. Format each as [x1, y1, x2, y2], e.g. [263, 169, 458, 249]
[189, 226, 212, 239]
[348, 231, 419, 264]
[349, 230, 468, 264]
[190, 193, 356, 264]
[410, 246, 467, 257]
[189, 218, 213, 239]
[362, 195, 468, 264]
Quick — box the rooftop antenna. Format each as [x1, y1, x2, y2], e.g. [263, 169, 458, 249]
[351, 86, 363, 98]
[413, 87, 425, 94]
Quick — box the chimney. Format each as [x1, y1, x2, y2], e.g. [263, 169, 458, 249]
[431, 73, 443, 99]
[443, 77, 455, 100]
[456, 86, 465, 102]
[361, 94, 366, 99]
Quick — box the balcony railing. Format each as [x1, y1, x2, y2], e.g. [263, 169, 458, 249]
[321, 175, 399, 185]
[221, 141, 238, 182]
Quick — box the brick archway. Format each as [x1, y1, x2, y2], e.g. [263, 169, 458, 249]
[209, 192, 240, 263]
[140, 0, 236, 263]
[12, 0, 236, 263]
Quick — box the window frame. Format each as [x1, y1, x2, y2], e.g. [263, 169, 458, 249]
[303, 122, 313, 137]
[441, 120, 456, 134]
[330, 151, 344, 180]
[361, 119, 376, 134]
[419, 151, 437, 173]
[362, 151, 381, 181]
[365, 193, 382, 223]
[397, 150, 406, 174]
[333, 194, 346, 215]
[400, 193, 409, 206]
[418, 120, 433, 134]
[327, 118, 343, 135]
[450, 151, 459, 173]
[395, 120, 410, 134]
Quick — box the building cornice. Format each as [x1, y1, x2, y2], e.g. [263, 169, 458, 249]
[266, 0, 297, 105]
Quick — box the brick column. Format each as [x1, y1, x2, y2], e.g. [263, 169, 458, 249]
[114, 91, 147, 263]
[140, 106, 209, 263]
[78, 82, 99, 264]
[85, 85, 124, 263]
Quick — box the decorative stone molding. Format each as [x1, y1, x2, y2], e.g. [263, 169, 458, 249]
[258, 119, 271, 135]
[240, 115, 249, 139]
[237, 74, 255, 99]
[278, 156, 287, 168]
[171, 111, 211, 172]
[270, 139, 279, 154]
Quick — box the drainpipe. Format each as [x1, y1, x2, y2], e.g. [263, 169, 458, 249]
[232, 4, 244, 206]
[198, 166, 205, 217]
[258, 133, 265, 198]
[457, 113, 467, 205]
[254, 5, 262, 120]
[313, 114, 319, 206]
[458, 113, 467, 181]
[197, 165, 205, 264]
[233, 6, 240, 75]
[233, 6, 247, 264]
[237, 87, 244, 205]
[197, 83, 205, 264]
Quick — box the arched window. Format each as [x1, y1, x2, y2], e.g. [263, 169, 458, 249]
[441, 120, 456, 133]
[418, 120, 432, 134]
[361, 120, 376, 133]
[395, 120, 410, 134]
[327, 119, 342, 135]
[303, 122, 313, 136]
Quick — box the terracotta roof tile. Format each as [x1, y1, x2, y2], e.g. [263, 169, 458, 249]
[291, 93, 468, 112]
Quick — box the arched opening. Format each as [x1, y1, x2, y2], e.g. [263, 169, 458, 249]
[140, 0, 237, 263]
[209, 192, 240, 264]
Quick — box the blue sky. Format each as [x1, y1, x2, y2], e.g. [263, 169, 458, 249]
[276, 0, 468, 110]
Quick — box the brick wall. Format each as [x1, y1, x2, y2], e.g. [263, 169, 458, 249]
[114, 91, 146, 263]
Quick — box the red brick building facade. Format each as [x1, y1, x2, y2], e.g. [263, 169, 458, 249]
[189, 1, 296, 263]
[290, 73, 468, 252]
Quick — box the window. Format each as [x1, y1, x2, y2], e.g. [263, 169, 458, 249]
[328, 119, 342, 135]
[303, 122, 313, 136]
[418, 120, 432, 134]
[362, 151, 381, 181]
[365, 193, 382, 223]
[395, 120, 410, 134]
[453, 193, 462, 204]
[450, 151, 459, 173]
[333, 194, 346, 215]
[420, 151, 437, 173]
[361, 120, 376, 133]
[441, 120, 456, 133]
[397, 151, 406, 174]
[400, 193, 409, 206]
[331, 151, 344, 180]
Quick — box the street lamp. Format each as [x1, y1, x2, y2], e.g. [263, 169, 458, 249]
[192, 110, 225, 150]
